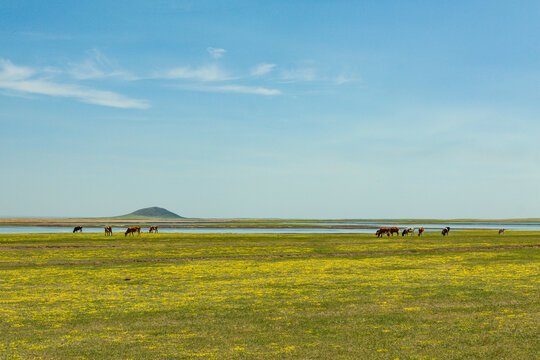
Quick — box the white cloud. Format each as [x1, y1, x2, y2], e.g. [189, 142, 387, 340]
[68, 49, 137, 80]
[279, 67, 359, 85]
[280, 68, 317, 82]
[159, 64, 231, 81]
[69, 61, 106, 79]
[207, 47, 226, 59]
[0, 59, 149, 109]
[251, 63, 276, 76]
[334, 74, 357, 85]
[0, 59, 36, 80]
[176, 84, 281, 96]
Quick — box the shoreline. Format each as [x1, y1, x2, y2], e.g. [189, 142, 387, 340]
[0, 217, 535, 230]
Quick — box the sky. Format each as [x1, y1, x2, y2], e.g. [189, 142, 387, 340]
[1, 0, 539, 219]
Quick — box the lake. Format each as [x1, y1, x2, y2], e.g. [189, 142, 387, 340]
[1, 223, 540, 234]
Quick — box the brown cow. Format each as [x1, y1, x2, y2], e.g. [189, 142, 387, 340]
[376, 228, 390, 237]
[149, 225, 159, 234]
[125, 226, 141, 237]
[418, 227, 424, 236]
[389, 227, 400, 236]
[104, 226, 112, 236]
[498, 228, 505, 235]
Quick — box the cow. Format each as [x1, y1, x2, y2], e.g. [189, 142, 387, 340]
[402, 227, 414, 236]
[73, 226, 83, 233]
[376, 228, 391, 237]
[125, 226, 141, 237]
[442, 226, 450, 236]
[498, 228, 505, 235]
[104, 226, 112, 236]
[389, 227, 400, 236]
[149, 225, 159, 234]
[418, 227, 425, 236]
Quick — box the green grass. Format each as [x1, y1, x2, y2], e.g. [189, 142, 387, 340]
[0, 231, 538, 359]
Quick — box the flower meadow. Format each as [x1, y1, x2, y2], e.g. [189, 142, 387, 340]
[0, 232, 538, 359]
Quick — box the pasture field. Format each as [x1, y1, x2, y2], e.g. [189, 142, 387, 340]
[0, 231, 538, 359]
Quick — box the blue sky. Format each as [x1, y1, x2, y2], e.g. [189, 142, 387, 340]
[1, 1, 539, 218]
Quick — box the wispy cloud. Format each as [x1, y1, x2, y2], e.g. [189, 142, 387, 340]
[278, 66, 359, 85]
[0, 59, 149, 109]
[68, 49, 137, 80]
[0, 49, 355, 105]
[334, 73, 358, 85]
[251, 63, 276, 76]
[0, 59, 35, 80]
[279, 67, 317, 82]
[157, 64, 231, 81]
[176, 84, 281, 96]
[207, 47, 226, 59]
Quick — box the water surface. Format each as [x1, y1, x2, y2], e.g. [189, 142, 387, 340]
[0, 224, 538, 234]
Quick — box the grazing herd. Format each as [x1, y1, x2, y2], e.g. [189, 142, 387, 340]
[375, 225, 506, 237]
[71, 225, 159, 236]
[71, 225, 509, 237]
[376, 226, 452, 237]
[376, 226, 424, 237]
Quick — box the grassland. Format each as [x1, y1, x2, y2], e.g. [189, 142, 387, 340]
[0, 231, 538, 359]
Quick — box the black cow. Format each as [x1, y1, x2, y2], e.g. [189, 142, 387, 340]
[441, 226, 450, 236]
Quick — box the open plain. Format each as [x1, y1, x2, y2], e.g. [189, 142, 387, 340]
[0, 231, 538, 359]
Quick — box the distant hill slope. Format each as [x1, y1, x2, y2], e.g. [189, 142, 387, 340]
[114, 207, 183, 219]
